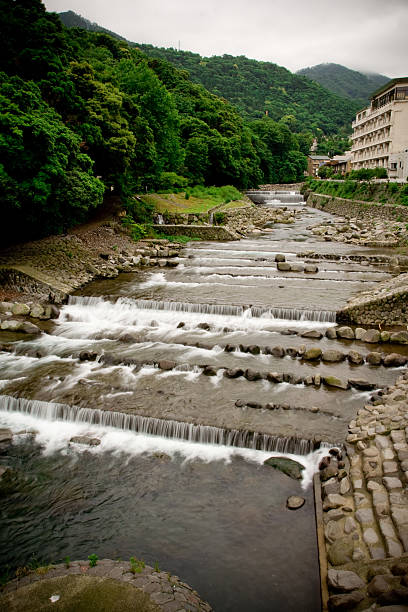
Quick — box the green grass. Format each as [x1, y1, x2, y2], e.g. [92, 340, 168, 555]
[139, 185, 245, 214]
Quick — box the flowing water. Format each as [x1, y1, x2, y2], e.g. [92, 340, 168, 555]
[1, 200, 407, 610]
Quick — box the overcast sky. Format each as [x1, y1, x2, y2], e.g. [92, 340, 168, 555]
[44, 0, 408, 77]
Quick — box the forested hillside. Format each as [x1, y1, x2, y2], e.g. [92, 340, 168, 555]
[0, 0, 309, 242]
[297, 63, 389, 105]
[59, 11, 360, 135]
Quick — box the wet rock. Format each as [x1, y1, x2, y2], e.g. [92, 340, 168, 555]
[348, 350, 364, 365]
[327, 569, 365, 592]
[1, 320, 23, 331]
[224, 344, 236, 353]
[277, 262, 291, 271]
[246, 401, 263, 410]
[30, 304, 45, 318]
[45, 304, 60, 319]
[247, 345, 260, 355]
[378, 587, 408, 606]
[322, 350, 345, 363]
[304, 264, 318, 273]
[363, 329, 381, 343]
[336, 326, 355, 340]
[235, 399, 246, 407]
[11, 302, 30, 316]
[275, 254, 286, 262]
[380, 330, 390, 342]
[21, 321, 41, 334]
[392, 561, 408, 576]
[390, 331, 408, 344]
[313, 374, 321, 387]
[69, 436, 101, 446]
[368, 574, 402, 597]
[79, 351, 98, 362]
[285, 346, 298, 358]
[326, 328, 337, 339]
[349, 379, 376, 391]
[271, 346, 285, 358]
[244, 369, 262, 381]
[0, 428, 13, 445]
[286, 496, 305, 509]
[323, 376, 349, 390]
[289, 263, 304, 272]
[224, 368, 244, 378]
[177, 322, 185, 328]
[267, 372, 283, 383]
[303, 347, 322, 361]
[366, 351, 383, 365]
[297, 344, 306, 356]
[0, 301, 13, 313]
[323, 494, 349, 511]
[158, 360, 176, 371]
[383, 353, 408, 367]
[322, 478, 341, 496]
[197, 322, 211, 331]
[203, 366, 217, 376]
[354, 327, 366, 340]
[264, 457, 305, 480]
[300, 330, 323, 339]
[328, 591, 364, 611]
[328, 538, 354, 566]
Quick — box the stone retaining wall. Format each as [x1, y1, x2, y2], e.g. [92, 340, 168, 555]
[307, 193, 408, 223]
[152, 224, 237, 241]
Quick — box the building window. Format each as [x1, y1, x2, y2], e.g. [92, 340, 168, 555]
[390, 163, 397, 170]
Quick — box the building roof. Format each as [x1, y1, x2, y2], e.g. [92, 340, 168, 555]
[308, 155, 330, 160]
[371, 77, 408, 99]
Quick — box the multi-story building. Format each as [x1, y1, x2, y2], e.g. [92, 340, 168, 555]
[307, 155, 330, 177]
[350, 77, 408, 180]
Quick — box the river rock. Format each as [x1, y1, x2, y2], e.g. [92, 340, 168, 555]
[69, 436, 101, 446]
[289, 263, 303, 272]
[0, 428, 13, 445]
[286, 496, 305, 509]
[11, 302, 30, 316]
[244, 369, 262, 381]
[300, 330, 323, 339]
[0, 301, 13, 313]
[349, 379, 376, 390]
[363, 329, 381, 343]
[390, 331, 408, 344]
[264, 457, 305, 480]
[277, 262, 291, 271]
[30, 304, 45, 318]
[326, 328, 337, 339]
[43, 304, 60, 319]
[275, 254, 286, 262]
[328, 569, 365, 592]
[366, 351, 383, 365]
[224, 368, 244, 378]
[79, 351, 98, 362]
[247, 345, 260, 355]
[368, 574, 401, 597]
[303, 347, 322, 360]
[323, 376, 349, 390]
[328, 537, 354, 566]
[267, 372, 283, 383]
[203, 366, 217, 376]
[158, 360, 176, 370]
[1, 320, 23, 331]
[285, 346, 298, 358]
[224, 344, 236, 352]
[304, 264, 318, 273]
[21, 321, 41, 334]
[348, 350, 364, 365]
[336, 326, 355, 340]
[322, 350, 345, 363]
[383, 353, 408, 367]
[328, 591, 364, 611]
[197, 322, 211, 331]
[354, 328, 366, 340]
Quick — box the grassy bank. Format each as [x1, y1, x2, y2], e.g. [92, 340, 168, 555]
[305, 179, 408, 207]
[139, 185, 247, 214]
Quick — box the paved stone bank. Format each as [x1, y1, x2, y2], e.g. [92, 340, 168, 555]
[0, 559, 212, 612]
[319, 369, 408, 610]
[307, 193, 408, 225]
[152, 224, 236, 241]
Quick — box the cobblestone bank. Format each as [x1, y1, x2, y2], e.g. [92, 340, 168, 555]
[307, 193, 408, 225]
[319, 370, 408, 610]
[0, 559, 212, 612]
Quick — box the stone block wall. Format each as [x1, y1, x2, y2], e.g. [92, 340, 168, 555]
[152, 224, 236, 241]
[307, 193, 408, 223]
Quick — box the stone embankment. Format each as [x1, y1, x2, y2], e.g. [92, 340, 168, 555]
[0, 559, 212, 612]
[307, 192, 408, 227]
[318, 370, 408, 610]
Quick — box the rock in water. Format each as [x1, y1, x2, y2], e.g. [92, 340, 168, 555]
[69, 436, 101, 446]
[264, 457, 305, 480]
[286, 496, 305, 510]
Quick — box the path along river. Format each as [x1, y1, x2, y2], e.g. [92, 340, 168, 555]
[1, 197, 407, 611]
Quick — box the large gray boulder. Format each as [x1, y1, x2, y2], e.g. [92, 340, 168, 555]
[383, 353, 408, 367]
[362, 329, 381, 343]
[336, 326, 354, 340]
[277, 262, 291, 271]
[264, 457, 305, 480]
[322, 350, 345, 363]
[328, 569, 365, 591]
[390, 331, 408, 344]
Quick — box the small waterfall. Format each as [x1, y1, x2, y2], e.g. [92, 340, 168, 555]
[156, 214, 164, 225]
[0, 395, 318, 455]
[246, 190, 304, 205]
[209, 212, 215, 225]
[68, 296, 336, 323]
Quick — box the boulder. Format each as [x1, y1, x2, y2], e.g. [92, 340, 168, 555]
[158, 360, 176, 371]
[323, 376, 349, 390]
[304, 264, 318, 273]
[321, 349, 345, 363]
[336, 326, 354, 340]
[271, 346, 285, 358]
[300, 330, 323, 339]
[0, 301, 13, 313]
[244, 369, 262, 381]
[275, 254, 286, 262]
[0, 428, 13, 445]
[380, 330, 390, 342]
[247, 345, 260, 355]
[197, 322, 211, 331]
[21, 321, 41, 335]
[267, 372, 284, 383]
[368, 574, 401, 597]
[43, 304, 60, 320]
[349, 379, 376, 391]
[363, 329, 381, 343]
[328, 591, 364, 611]
[303, 347, 322, 361]
[348, 350, 364, 365]
[286, 346, 298, 358]
[11, 302, 30, 316]
[203, 366, 217, 376]
[327, 537, 354, 566]
[277, 262, 291, 271]
[354, 328, 366, 340]
[224, 344, 236, 353]
[328, 569, 365, 592]
[390, 331, 408, 344]
[289, 264, 304, 272]
[79, 351, 98, 362]
[326, 328, 337, 340]
[224, 368, 244, 379]
[235, 399, 246, 407]
[69, 436, 101, 447]
[1, 320, 23, 331]
[30, 304, 45, 318]
[383, 353, 408, 367]
[286, 496, 305, 509]
[177, 322, 185, 328]
[366, 351, 383, 365]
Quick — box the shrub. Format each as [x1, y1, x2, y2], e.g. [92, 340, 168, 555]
[88, 554, 98, 567]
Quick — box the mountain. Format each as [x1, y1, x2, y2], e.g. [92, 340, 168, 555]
[296, 63, 389, 104]
[58, 10, 128, 41]
[58, 11, 360, 135]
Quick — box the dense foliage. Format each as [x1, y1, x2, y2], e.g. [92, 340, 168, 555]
[306, 179, 408, 206]
[297, 63, 389, 105]
[0, 1, 310, 241]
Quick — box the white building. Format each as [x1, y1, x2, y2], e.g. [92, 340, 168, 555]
[350, 77, 408, 180]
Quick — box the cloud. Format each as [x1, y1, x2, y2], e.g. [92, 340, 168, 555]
[44, 0, 408, 77]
